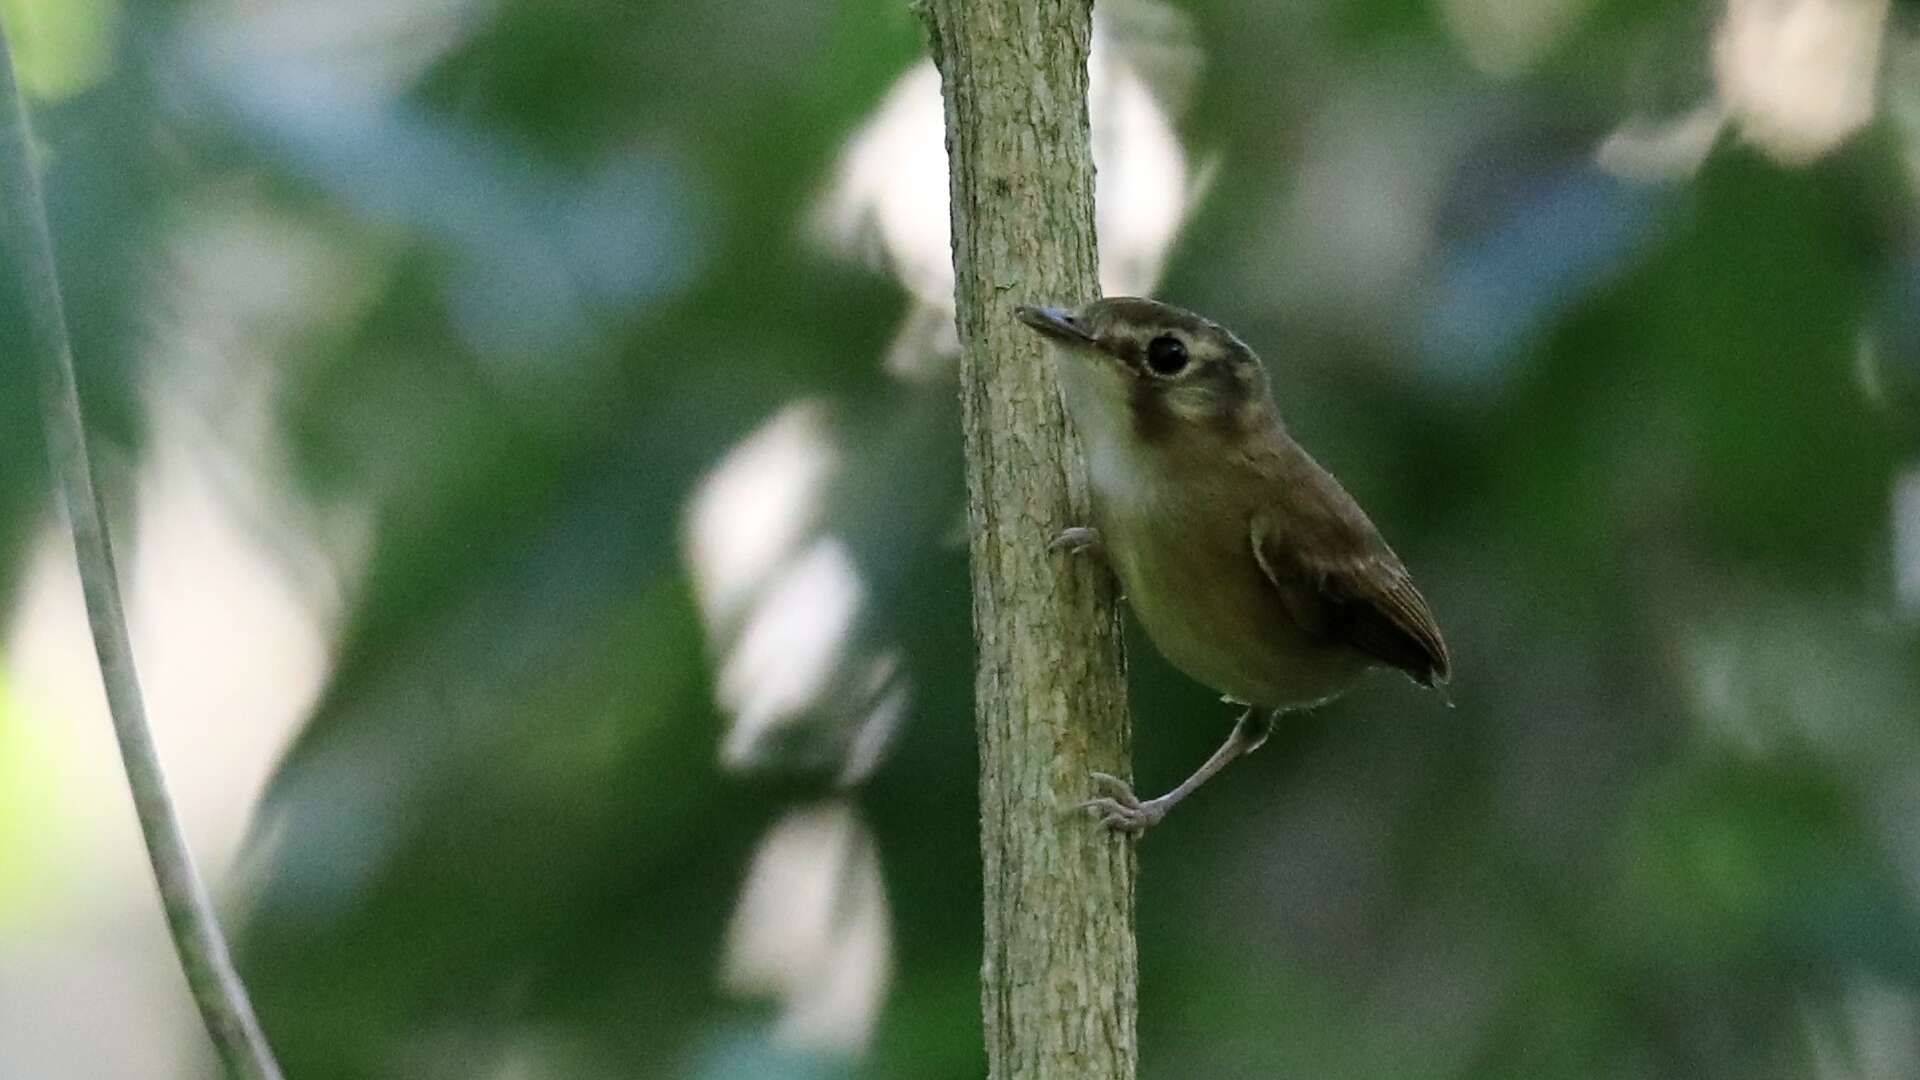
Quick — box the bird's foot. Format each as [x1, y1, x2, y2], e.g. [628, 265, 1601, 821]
[1080, 771, 1171, 835]
[1049, 526, 1103, 557]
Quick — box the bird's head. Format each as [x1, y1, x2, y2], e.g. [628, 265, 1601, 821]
[1015, 297, 1274, 446]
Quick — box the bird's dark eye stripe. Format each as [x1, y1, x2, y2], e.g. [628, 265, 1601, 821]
[1146, 335, 1188, 376]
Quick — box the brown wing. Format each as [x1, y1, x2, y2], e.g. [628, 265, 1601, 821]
[1250, 485, 1451, 687]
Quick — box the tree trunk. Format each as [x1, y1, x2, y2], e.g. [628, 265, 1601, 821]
[921, 2, 1139, 1077]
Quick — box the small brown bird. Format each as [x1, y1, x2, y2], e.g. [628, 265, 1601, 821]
[1015, 297, 1450, 834]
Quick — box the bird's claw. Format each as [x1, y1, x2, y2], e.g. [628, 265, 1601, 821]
[1078, 771, 1167, 834]
[1049, 526, 1103, 557]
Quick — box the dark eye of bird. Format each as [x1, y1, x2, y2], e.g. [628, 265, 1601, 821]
[1146, 335, 1188, 376]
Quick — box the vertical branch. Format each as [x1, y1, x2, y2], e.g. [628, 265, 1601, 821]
[921, 1, 1139, 1076]
[0, 21, 286, 1080]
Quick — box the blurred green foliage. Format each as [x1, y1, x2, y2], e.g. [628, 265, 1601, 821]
[5, 0, 1920, 1077]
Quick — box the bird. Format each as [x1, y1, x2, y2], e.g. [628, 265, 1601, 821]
[1014, 296, 1450, 834]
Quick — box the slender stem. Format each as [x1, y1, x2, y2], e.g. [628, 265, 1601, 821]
[0, 21, 286, 1080]
[922, 1, 1139, 1076]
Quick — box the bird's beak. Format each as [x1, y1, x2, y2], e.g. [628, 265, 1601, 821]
[1015, 304, 1096, 345]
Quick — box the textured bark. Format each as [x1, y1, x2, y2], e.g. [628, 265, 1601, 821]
[922, 2, 1139, 1077]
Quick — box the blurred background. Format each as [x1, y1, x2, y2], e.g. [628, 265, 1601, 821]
[3, 0, 1920, 1076]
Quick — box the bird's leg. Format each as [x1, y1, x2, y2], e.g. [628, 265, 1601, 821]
[1048, 525, 1104, 557]
[1082, 708, 1275, 835]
